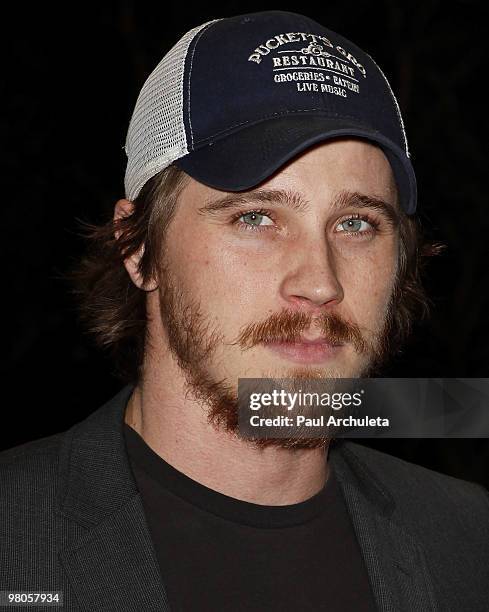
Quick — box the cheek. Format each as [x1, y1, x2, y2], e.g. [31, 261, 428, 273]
[338, 242, 398, 322]
[165, 223, 272, 325]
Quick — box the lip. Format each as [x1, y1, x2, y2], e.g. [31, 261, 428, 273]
[263, 339, 343, 364]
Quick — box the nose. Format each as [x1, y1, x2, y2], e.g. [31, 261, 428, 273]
[279, 236, 344, 310]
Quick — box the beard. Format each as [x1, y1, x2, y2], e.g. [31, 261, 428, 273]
[156, 256, 399, 450]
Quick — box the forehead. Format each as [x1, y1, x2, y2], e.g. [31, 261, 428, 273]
[266, 138, 398, 198]
[180, 137, 399, 210]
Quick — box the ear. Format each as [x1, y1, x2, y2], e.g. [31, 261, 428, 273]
[113, 198, 158, 292]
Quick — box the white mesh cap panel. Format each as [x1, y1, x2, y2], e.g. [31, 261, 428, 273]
[124, 19, 220, 201]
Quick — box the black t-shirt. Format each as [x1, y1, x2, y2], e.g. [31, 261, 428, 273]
[123, 423, 377, 611]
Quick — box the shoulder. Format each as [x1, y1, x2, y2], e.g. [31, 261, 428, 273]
[0, 431, 63, 462]
[0, 432, 64, 472]
[0, 432, 71, 562]
[340, 440, 489, 531]
[0, 433, 65, 505]
[342, 440, 489, 501]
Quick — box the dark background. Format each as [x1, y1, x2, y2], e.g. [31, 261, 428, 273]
[4, 2, 489, 487]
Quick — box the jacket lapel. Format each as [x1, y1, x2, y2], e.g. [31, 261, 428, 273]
[330, 442, 439, 611]
[56, 385, 170, 612]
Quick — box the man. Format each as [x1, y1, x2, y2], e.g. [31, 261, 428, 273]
[1, 10, 488, 612]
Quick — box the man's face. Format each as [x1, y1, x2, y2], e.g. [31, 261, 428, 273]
[152, 138, 400, 441]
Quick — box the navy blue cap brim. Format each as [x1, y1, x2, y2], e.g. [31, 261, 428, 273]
[176, 114, 417, 214]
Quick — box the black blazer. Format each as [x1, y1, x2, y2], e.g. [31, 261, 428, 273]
[1, 385, 488, 611]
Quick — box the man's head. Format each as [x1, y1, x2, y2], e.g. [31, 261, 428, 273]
[114, 137, 415, 447]
[70, 11, 441, 447]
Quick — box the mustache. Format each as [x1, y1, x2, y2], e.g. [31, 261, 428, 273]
[231, 309, 368, 354]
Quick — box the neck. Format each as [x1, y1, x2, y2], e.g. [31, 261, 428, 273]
[124, 358, 330, 506]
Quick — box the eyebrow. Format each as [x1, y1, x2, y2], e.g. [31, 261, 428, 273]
[334, 190, 400, 226]
[197, 189, 309, 215]
[197, 188, 400, 226]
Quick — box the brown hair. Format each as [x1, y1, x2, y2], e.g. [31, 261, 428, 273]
[68, 163, 443, 384]
[68, 164, 189, 384]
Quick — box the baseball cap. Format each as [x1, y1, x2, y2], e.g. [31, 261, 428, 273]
[124, 10, 417, 214]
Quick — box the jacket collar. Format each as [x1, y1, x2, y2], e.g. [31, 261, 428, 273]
[56, 384, 438, 611]
[57, 385, 137, 528]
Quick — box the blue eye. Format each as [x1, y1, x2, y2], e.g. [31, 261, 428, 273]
[239, 211, 274, 227]
[336, 217, 372, 233]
